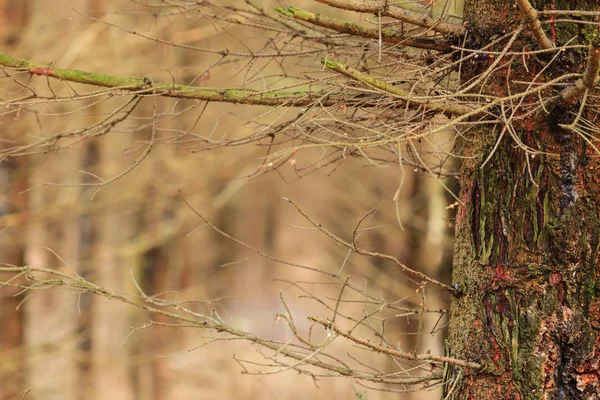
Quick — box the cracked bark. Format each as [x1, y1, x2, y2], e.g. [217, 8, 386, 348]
[445, 0, 600, 398]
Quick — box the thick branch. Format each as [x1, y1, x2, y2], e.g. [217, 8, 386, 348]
[276, 7, 452, 52]
[0, 52, 332, 107]
[560, 38, 600, 105]
[322, 58, 474, 116]
[516, 0, 554, 50]
[314, 0, 465, 36]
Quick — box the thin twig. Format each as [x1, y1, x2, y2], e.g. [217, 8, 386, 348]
[309, 316, 482, 369]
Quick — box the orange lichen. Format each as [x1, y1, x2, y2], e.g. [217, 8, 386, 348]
[28, 67, 54, 76]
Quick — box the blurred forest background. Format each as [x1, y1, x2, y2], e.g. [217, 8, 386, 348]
[0, 0, 461, 399]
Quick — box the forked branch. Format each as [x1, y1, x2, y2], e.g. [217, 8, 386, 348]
[0, 265, 429, 385]
[282, 197, 457, 293]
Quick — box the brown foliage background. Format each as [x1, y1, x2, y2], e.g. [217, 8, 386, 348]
[0, 1, 459, 399]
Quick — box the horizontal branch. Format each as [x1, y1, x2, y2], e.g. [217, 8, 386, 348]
[276, 7, 452, 52]
[1, 265, 425, 385]
[313, 0, 465, 36]
[322, 58, 474, 116]
[309, 316, 482, 369]
[0, 52, 335, 107]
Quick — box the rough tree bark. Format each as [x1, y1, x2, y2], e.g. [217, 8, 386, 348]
[446, 0, 600, 398]
[3, 0, 600, 398]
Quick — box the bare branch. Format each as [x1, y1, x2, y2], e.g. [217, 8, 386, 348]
[245, 0, 322, 35]
[282, 197, 457, 293]
[322, 58, 475, 116]
[1, 264, 444, 386]
[276, 7, 453, 52]
[0, 52, 330, 107]
[309, 316, 482, 369]
[560, 38, 600, 105]
[516, 0, 554, 50]
[314, 0, 466, 36]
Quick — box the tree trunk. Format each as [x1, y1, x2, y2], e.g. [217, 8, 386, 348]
[24, 158, 79, 400]
[91, 132, 135, 400]
[446, 0, 600, 398]
[0, 2, 29, 396]
[0, 152, 25, 400]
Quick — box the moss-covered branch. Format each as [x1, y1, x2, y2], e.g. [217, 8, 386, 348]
[276, 7, 452, 52]
[245, 0, 316, 35]
[313, 0, 465, 36]
[322, 58, 474, 116]
[0, 52, 331, 107]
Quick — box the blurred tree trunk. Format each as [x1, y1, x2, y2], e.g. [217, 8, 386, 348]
[91, 137, 135, 400]
[78, 142, 99, 399]
[139, 246, 168, 400]
[0, 154, 26, 400]
[23, 161, 51, 398]
[0, 0, 29, 46]
[9, 2, 78, 399]
[24, 157, 79, 400]
[408, 129, 455, 400]
[446, 0, 600, 397]
[135, 99, 183, 400]
[0, 2, 28, 398]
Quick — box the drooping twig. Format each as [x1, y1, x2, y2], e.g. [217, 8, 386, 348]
[282, 197, 457, 293]
[180, 192, 336, 277]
